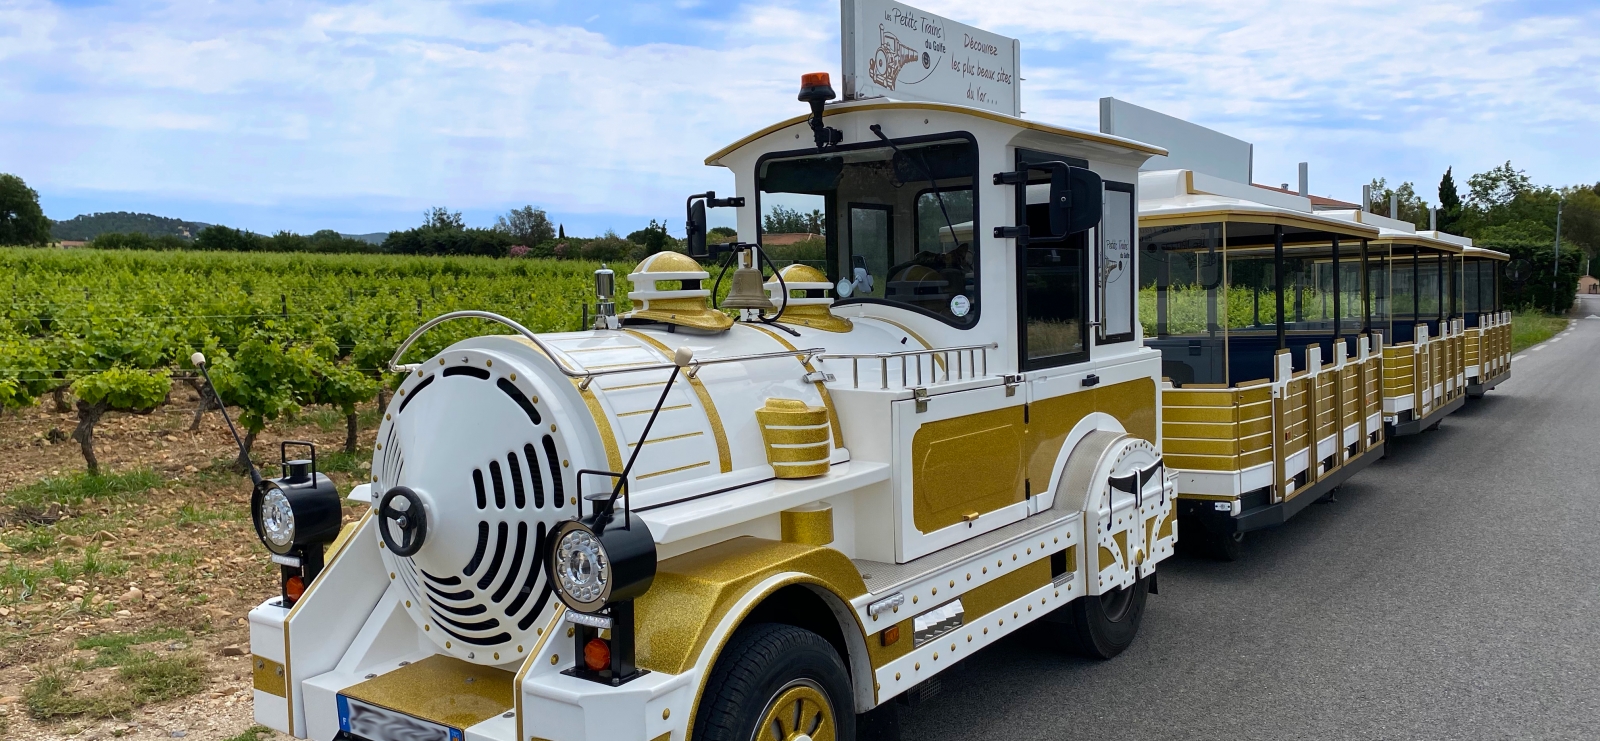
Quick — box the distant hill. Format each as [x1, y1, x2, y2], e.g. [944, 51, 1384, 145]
[342, 232, 388, 245]
[52, 212, 211, 242]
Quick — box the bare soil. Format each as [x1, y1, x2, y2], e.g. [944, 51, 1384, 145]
[0, 392, 377, 740]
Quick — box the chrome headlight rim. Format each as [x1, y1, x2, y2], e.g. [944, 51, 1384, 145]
[549, 520, 611, 613]
[260, 487, 296, 549]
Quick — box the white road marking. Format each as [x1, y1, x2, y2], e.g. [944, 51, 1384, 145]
[1532, 345, 1546, 351]
[1512, 355, 1528, 362]
[1550, 337, 1563, 343]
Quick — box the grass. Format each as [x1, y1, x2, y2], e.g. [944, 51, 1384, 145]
[26, 627, 205, 720]
[77, 626, 188, 667]
[221, 725, 274, 741]
[1511, 309, 1569, 353]
[3, 527, 56, 554]
[1, 469, 162, 510]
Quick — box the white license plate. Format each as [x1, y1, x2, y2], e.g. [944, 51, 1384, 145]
[337, 694, 463, 741]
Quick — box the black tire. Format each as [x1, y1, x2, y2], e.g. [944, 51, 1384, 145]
[1060, 574, 1151, 659]
[694, 623, 856, 741]
[1211, 529, 1244, 561]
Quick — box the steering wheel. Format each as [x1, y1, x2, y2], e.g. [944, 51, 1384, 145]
[378, 486, 428, 557]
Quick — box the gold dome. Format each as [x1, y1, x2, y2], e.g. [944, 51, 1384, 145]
[635, 251, 705, 274]
[765, 263, 852, 333]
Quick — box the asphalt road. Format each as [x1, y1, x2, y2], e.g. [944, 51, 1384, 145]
[902, 295, 1600, 741]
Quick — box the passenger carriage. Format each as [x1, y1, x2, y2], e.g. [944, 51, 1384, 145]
[1458, 245, 1512, 397]
[1134, 169, 1387, 559]
[244, 77, 1184, 741]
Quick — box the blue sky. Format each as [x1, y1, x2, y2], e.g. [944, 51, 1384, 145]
[2, 0, 1596, 238]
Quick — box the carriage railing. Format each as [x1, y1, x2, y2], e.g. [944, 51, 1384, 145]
[817, 343, 998, 390]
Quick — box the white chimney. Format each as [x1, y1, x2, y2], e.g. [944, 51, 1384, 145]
[1390, 193, 1399, 220]
[1297, 162, 1308, 197]
[1362, 185, 1372, 212]
[1429, 207, 1437, 231]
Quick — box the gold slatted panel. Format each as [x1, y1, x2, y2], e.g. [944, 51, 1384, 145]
[1383, 346, 1415, 396]
[1464, 328, 1481, 371]
[1314, 372, 1337, 444]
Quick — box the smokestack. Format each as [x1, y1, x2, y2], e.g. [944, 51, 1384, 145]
[1362, 185, 1371, 213]
[1429, 207, 1437, 232]
[1297, 162, 1308, 197]
[1390, 193, 1399, 221]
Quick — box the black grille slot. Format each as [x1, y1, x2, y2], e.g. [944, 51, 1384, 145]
[429, 609, 501, 633]
[524, 444, 545, 509]
[506, 453, 526, 509]
[492, 522, 528, 603]
[472, 469, 487, 510]
[543, 436, 564, 508]
[421, 571, 461, 586]
[505, 522, 547, 617]
[398, 374, 434, 414]
[489, 461, 507, 510]
[477, 522, 509, 591]
[443, 366, 491, 380]
[462, 522, 490, 576]
[430, 601, 487, 617]
[516, 582, 554, 632]
[435, 622, 511, 647]
[425, 582, 474, 602]
[497, 378, 541, 425]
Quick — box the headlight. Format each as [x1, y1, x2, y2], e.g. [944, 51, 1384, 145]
[547, 515, 657, 614]
[261, 488, 295, 548]
[554, 528, 610, 610]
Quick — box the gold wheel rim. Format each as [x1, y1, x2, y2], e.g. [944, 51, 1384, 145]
[754, 679, 835, 741]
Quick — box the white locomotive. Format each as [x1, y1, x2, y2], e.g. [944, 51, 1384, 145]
[247, 72, 1176, 741]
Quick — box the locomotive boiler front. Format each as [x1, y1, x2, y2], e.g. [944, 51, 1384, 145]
[369, 343, 590, 666]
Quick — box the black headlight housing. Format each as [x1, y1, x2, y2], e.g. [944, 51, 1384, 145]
[546, 471, 658, 686]
[252, 441, 342, 605]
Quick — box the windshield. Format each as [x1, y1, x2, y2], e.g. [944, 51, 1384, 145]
[757, 136, 979, 326]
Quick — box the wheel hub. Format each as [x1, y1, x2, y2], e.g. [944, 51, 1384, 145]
[756, 679, 834, 741]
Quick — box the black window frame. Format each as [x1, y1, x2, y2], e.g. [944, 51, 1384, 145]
[753, 131, 982, 329]
[1098, 181, 1138, 345]
[1014, 147, 1092, 371]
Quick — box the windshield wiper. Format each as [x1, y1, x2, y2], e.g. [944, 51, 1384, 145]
[869, 124, 962, 251]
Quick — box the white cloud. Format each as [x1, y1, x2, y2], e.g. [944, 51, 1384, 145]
[3, 0, 1595, 233]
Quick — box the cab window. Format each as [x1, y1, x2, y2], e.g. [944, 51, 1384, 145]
[757, 135, 979, 326]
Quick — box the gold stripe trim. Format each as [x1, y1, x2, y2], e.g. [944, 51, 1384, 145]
[574, 380, 625, 472]
[627, 430, 704, 448]
[605, 380, 669, 392]
[638, 460, 711, 479]
[619, 403, 691, 417]
[742, 324, 845, 449]
[514, 607, 566, 741]
[622, 329, 733, 473]
[252, 655, 286, 698]
[703, 99, 1167, 165]
[282, 507, 374, 734]
[1138, 209, 1379, 239]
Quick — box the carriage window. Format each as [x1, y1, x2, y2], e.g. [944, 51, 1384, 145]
[1100, 185, 1136, 341]
[758, 136, 979, 326]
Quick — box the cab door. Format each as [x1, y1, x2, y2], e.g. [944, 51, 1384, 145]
[891, 384, 1028, 563]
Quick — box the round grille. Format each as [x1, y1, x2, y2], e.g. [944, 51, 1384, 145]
[373, 350, 570, 664]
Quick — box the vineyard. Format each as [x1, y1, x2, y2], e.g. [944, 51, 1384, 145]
[0, 248, 633, 475]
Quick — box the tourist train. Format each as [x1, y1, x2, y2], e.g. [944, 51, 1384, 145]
[239, 71, 1509, 741]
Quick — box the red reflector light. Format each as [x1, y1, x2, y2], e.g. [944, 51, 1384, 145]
[801, 71, 831, 89]
[584, 638, 611, 672]
[284, 575, 306, 603]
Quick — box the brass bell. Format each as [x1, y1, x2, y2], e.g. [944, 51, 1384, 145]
[721, 264, 776, 310]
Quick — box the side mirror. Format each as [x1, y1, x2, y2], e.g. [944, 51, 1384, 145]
[1050, 165, 1103, 237]
[686, 199, 708, 258]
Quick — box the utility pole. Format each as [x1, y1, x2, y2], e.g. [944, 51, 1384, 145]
[1553, 193, 1563, 314]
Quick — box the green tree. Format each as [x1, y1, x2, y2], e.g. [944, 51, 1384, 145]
[1365, 178, 1430, 228]
[0, 173, 51, 246]
[496, 206, 556, 246]
[425, 207, 466, 230]
[626, 219, 673, 256]
[1467, 161, 1531, 210]
[1437, 167, 1463, 233]
[195, 225, 270, 252]
[70, 368, 172, 474]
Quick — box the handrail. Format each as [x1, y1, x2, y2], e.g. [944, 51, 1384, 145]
[817, 343, 997, 390]
[388, 310, 823, 389]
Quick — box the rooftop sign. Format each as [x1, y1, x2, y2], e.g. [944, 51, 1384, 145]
[841, 0, 1021, 117]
